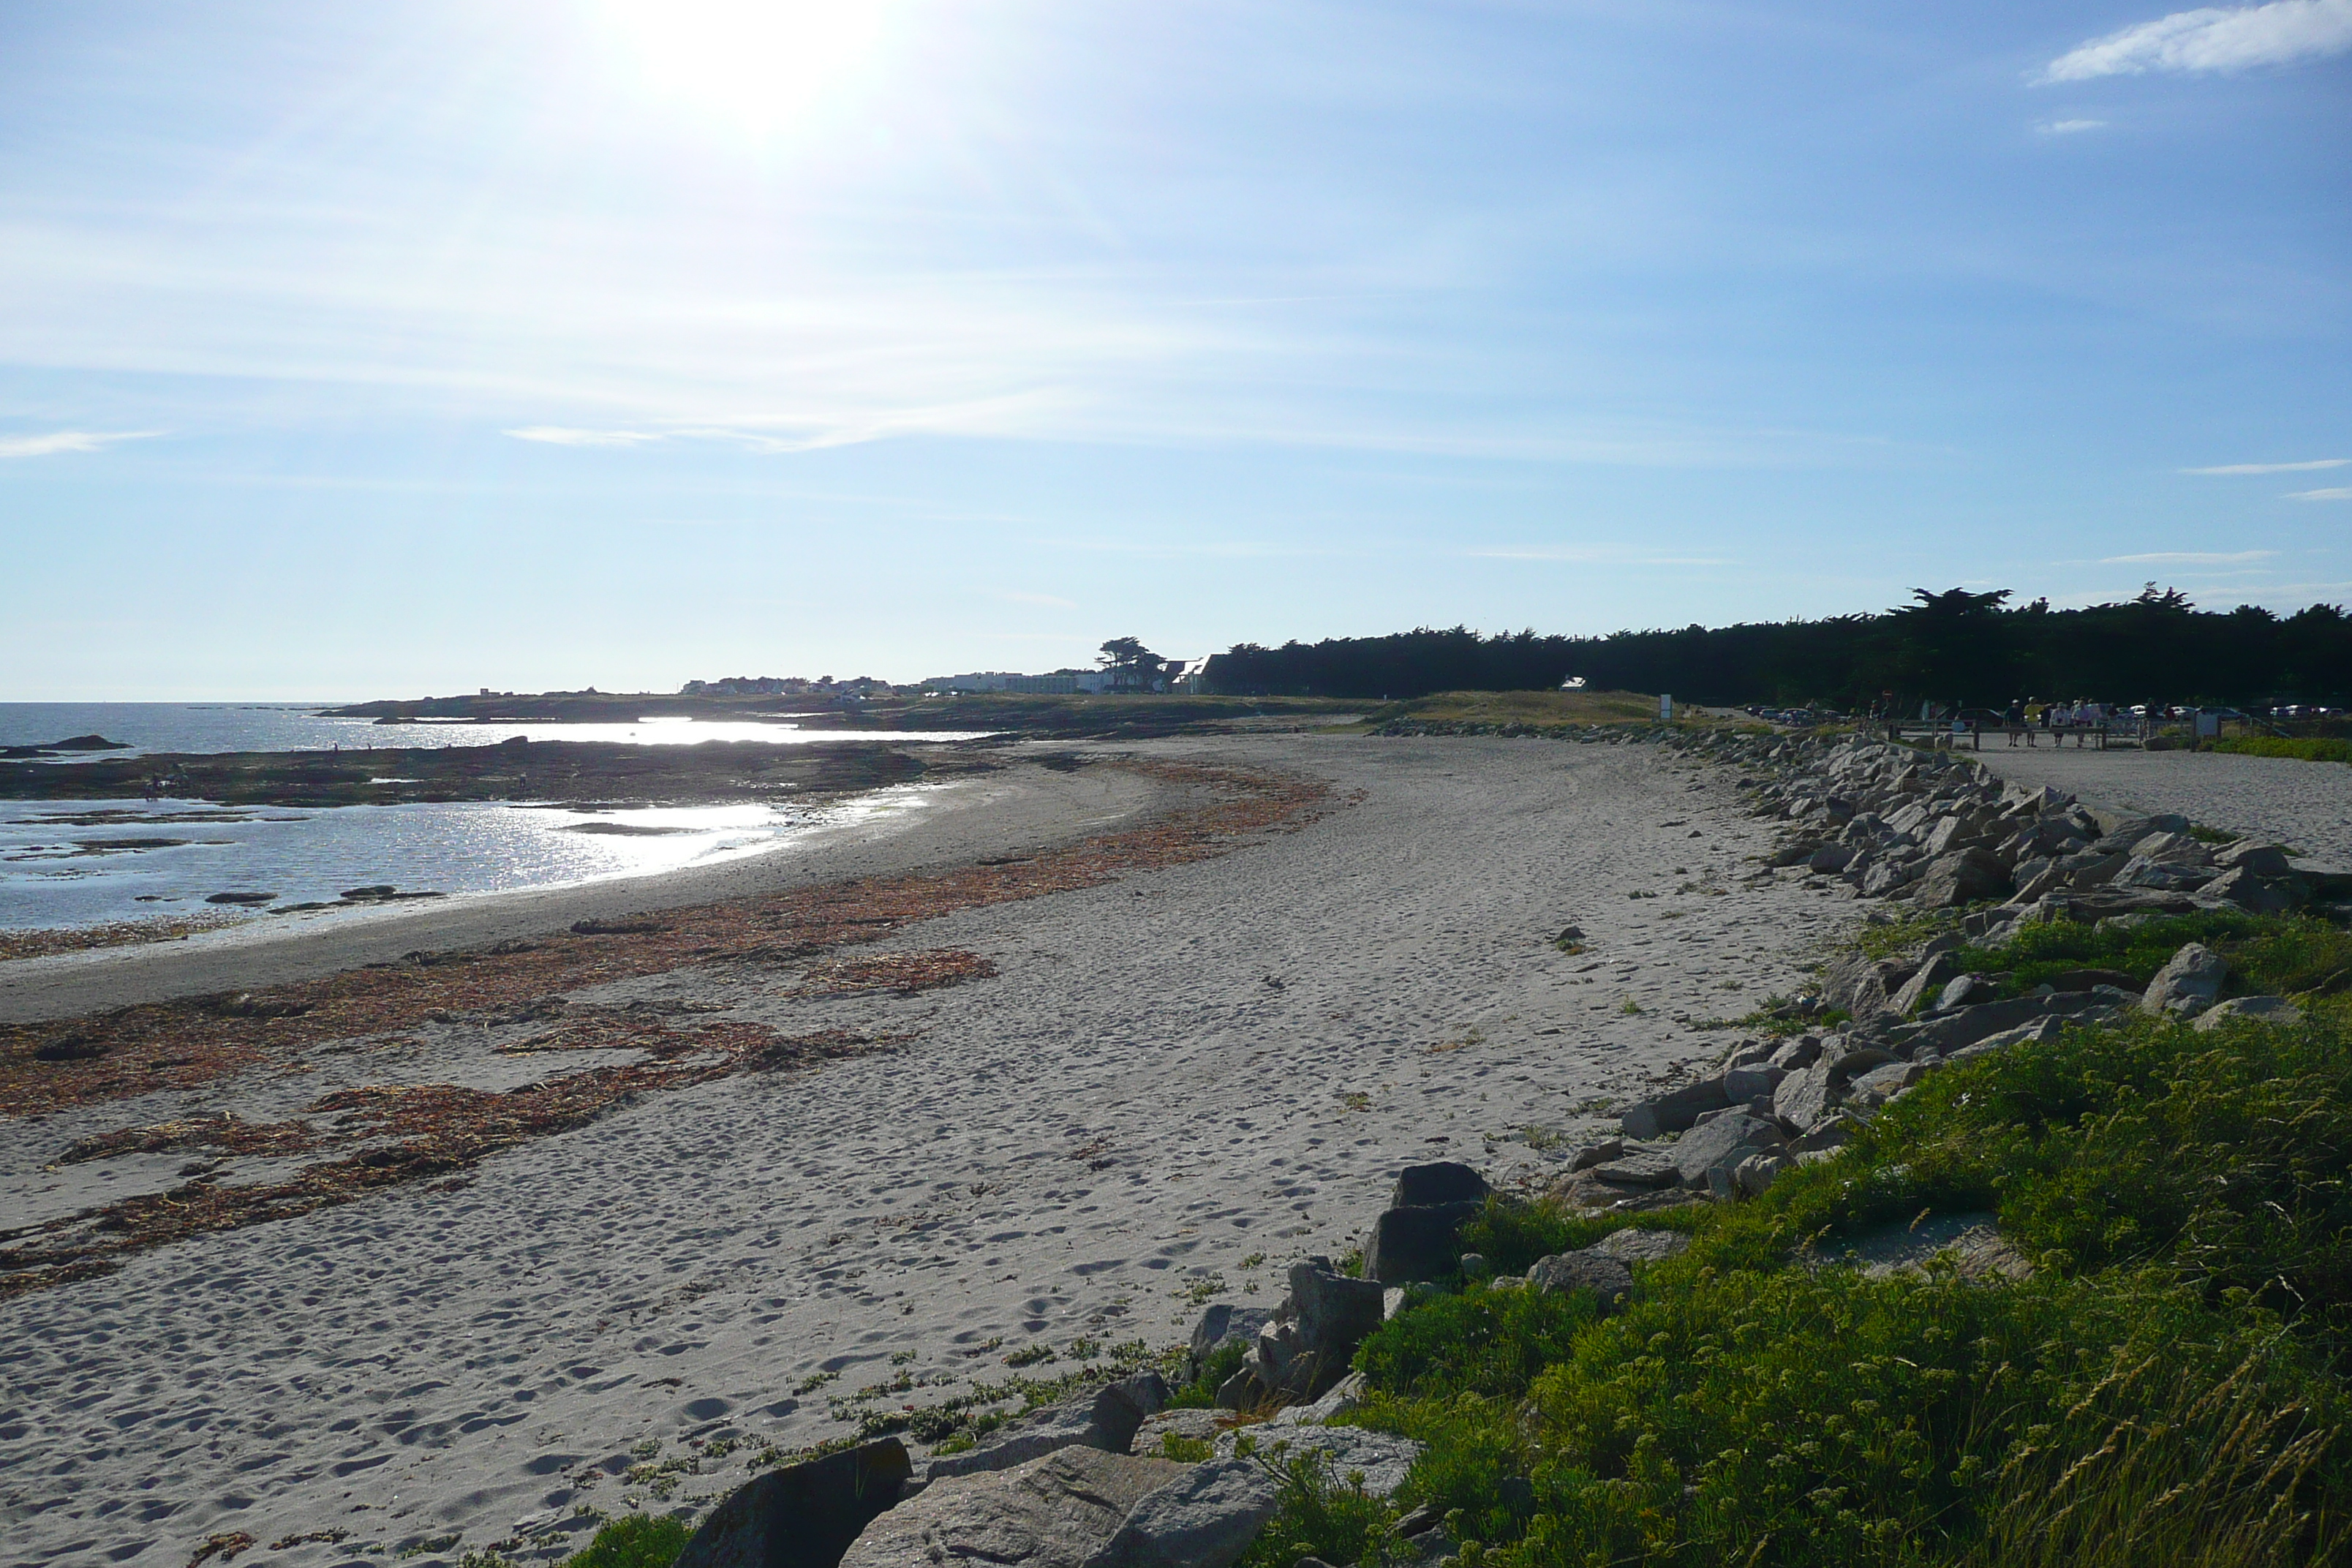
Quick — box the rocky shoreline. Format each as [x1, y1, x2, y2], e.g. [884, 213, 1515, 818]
[611, 727, 2352, 1568]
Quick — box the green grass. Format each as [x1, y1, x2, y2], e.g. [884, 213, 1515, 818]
[1244, 990, 2352, 1567]
[559, 1515, 688, 1568]
[2210, 736, 2352, 766]
[1946, 911, 2352, 1001]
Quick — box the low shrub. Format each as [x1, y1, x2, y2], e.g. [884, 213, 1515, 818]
[1948, 911, 2352, 1000]
[559, 1514, 689, 1568]
[1254, 1002, 2352, 1566]
[2210, 736, 2352, 766]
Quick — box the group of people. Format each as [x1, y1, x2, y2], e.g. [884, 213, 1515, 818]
[1999, 698, 2108, 747]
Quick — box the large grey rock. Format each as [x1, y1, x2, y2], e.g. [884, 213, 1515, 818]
[1362, 1202, 1484, 1285]
[676, 1438, 913, 1568]
[1390, 1161, 1488, 1208]
[1186, 1306, 1271, 1384]
[1085, 1458, 1278, 1568]
[1936, 973, 1997, 1011]
[1526, 1250, 1634, 1311]
[1721, 1063, 1786, 1101]
[1231, 1264, 1384, 1405]
[1889, 954, 1959, 1016]
[1914, 848, 2011, 909]
[1808, 842, 1855, 874]
[1907, 988, 2136, 1054]
[1734, 1150, 1790, 1196]
[2215, 842, 2294, 876]
[1588, 1150, 1680, 1188]
[1207, 1427, 1422, 1499]
[2201, 867, 2301, 916]
[1588, 1227, 1691, 1266]
[1771, 1060, 1837, 1132]
[2141, 943, 2227, 1019]
[842, 1447, 1186, 1568]
[2089, 812, 2188, 853]
[1858, 859, 1917, 899]
[1668, 1111, 1784, 1188]
[2190, 995, 2302, 1031]
[929, 1373, 1169, 1480]
[1618, 1079, 1730, 1139]
[2114, 855, 2216, 893]
[1847, 1059, 1929, 1109]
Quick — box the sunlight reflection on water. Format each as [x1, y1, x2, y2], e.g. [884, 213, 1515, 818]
[0, 786, 933, 931]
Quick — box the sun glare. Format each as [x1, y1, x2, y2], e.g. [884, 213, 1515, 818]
[600, 0, 889, 135]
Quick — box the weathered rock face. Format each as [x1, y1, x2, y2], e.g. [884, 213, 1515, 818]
[2141, 943, 2228, 1019]
[1588, 1228, 1691, 1266]
[1526, 1251, 1634, 1311]
[928, 1373, 1169, 1480]
[2191, 995, 2301, 1031]
[840, 1447, 1186, 1568]
[1914, 848, 2010, 909]
[1668, 1111, 1784, 1189]
[1186, 1305, 1272, 1384]
[1362, 1202, 1485, 1285]
[1224, 1262, 1385, 1406]
[676, 1437, 913, 1568]
[1391, 1161, 1489, 1208]
[2201, 866, 2301, 915]
[1087, 1458, 1280, 1568]
[1618, 1079, 1729, 1139]
[1888, 954, 1958, 1015]
[2215, 842, 2294, 876]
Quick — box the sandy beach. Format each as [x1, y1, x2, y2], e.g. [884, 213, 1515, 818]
[0, 732, 1891, 1568]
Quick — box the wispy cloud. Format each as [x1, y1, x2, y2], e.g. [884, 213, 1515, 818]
[2101, 549, 2277, 564]
[2288, 486, 2352, 500]
[2041, 0, 2352, 83]
[0, 429, 162, 459]
[503, 426, 663, 447]
[2037, 118, 2108, 134]
[2182, 458, 2348, 474]
[998, 590, 1077, 609]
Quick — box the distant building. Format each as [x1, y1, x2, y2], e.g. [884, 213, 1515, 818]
[680, 676, 813, 696]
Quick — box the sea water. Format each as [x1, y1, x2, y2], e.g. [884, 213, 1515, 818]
[0, 704, 983, 931]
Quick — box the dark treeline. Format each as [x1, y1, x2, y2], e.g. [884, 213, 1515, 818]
[1205, 587, 2352, 709]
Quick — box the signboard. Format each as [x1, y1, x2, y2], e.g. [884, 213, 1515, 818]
[2195, 712, 2220, 739]
[1659, 693, 1673, 722]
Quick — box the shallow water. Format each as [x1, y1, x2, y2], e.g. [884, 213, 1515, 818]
[0, 786, 937, 931]
[0, 702, 986, 756]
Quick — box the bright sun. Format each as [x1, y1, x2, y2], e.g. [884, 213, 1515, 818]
[600, 0, 890, 135]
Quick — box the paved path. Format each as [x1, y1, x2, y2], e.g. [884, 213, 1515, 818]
[1970, 747, 2351, 867]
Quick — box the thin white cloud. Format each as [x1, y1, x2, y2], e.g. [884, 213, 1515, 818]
[2041, 0, 2352, 82]
[998, 590, 1077, 610]
[2038, 118, 2109, 133]
[2101, 549, 2277, 564]
[2182, 458, 2348, 473]
[0, 429, 162, 459]
[2288, 486, 2352, 500]
[503, 426, 663, 447]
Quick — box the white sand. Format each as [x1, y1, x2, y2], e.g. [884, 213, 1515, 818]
[1, 735, 1871, 1568]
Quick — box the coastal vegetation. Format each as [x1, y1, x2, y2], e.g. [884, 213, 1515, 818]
[1205, 587, 2352, 709]
[1247, 913, 2352, 1568]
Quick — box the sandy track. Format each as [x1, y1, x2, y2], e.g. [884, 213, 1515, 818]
[0, 761, 1167, 1025]
[1969, 747, 2352, 867]
[0, 735, 1867, 1568]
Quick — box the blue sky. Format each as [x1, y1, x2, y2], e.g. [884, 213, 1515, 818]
[1, 1, 2346, 698]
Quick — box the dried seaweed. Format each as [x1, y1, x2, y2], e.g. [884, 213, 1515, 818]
[785, 949, 999, 999]
[0, 761, 1327, 1299]
[0, 1023, 894, 1299]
